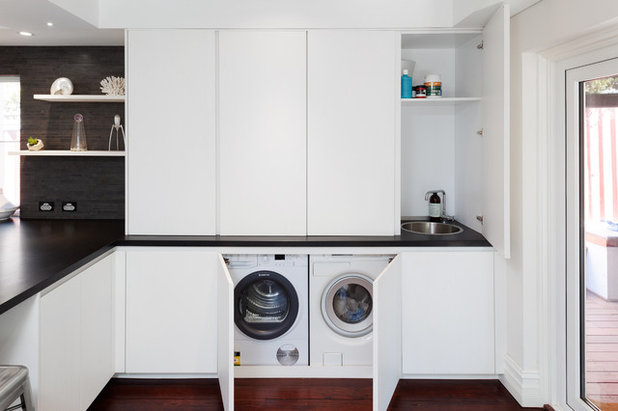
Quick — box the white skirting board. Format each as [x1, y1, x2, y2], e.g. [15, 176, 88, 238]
[401, 374, 499, 380]
[499, 354, 543, 407]
[234, 365, 372, 379]
[115, 373, 219, 379]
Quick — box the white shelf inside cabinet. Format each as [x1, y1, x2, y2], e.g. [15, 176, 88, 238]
[401, 97, 481, 106]
[9, 150, 125, 157]
[33, 94, 125, 103]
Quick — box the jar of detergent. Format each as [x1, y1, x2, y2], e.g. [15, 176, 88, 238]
[414, 85, 427, 98]
[424, 74, 442, 98]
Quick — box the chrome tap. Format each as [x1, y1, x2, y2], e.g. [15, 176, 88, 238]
[425, 190, 454, 222]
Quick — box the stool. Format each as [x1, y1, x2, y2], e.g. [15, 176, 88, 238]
[0, 366, 34, 411]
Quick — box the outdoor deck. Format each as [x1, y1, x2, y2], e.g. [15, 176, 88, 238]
[586, 291, 618, 409]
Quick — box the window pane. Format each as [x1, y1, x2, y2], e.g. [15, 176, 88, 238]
[0, 76, 20, 205]
[583, 75, 618, 410]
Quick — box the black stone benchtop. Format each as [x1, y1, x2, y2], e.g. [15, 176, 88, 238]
[0, 217, 490, 315]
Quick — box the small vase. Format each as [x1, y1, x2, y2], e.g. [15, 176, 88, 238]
[27, 140, 44, 151]
[70, 113, 87, 151]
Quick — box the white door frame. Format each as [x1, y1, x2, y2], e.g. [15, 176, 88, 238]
[565, 56, 618, 411]
[527, 25, 618, 410]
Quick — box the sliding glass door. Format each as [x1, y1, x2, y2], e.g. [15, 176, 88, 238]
[567, 58, 618, 411]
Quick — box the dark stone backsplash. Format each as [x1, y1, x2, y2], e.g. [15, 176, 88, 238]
[20, 157, 125, 219]
[0, 46, 125, 219]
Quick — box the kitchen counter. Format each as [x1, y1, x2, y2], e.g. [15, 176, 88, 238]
[0, 217, 489, 315]
[0, 218, 124, 315]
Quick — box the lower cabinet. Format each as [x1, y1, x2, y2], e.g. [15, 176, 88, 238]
[34, 246, 494, 411]
[401, 250, 495, 375]
[39, 253, 115, 411]
[373, 250, 495, 411]
[123, 247, 234, 409]
[125, 248, 220, 373]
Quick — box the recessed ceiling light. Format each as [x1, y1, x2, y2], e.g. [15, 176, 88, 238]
[46, 22, 53, 27]
[18, 31, 33, 37]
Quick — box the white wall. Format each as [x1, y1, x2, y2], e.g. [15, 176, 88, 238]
[96, 0, 453, 29]
[509, 0, 618, 406]
[56, 0, 459, 30]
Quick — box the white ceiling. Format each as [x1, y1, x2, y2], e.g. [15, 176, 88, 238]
[0, 0, 542, 46]
[0, 0, 123, 46]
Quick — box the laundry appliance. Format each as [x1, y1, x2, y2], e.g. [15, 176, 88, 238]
[226, 254, 308, 366]
[309, 254, 392, 367]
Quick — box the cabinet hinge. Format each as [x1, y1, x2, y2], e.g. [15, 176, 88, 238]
[477, 129, 484, 136]
[476, 216, 484, 224]
[477, 41, 484, 50]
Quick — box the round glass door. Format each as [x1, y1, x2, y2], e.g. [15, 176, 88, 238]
[321, 274, 373, 337]
[234, 270, 299, 340]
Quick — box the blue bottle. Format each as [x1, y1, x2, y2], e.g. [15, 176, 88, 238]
[401, 69, 412, 98]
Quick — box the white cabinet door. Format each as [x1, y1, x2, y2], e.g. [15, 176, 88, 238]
[40, 276, 81, 411]
[217, 255, 234, 411]
[373, 255, 402, 411]
[80, 255, 115, 409]
[307, 30, 399, 235]
[218, 31, 306, 235]
[39, 254, 115, 411]
[482, 5, 510, 258]
[125, 248, 218, 373]
[401, 251, 495, 375]
[127, 30, 217, 235]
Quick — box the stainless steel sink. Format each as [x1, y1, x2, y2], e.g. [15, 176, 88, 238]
[401, 221, 463, 235]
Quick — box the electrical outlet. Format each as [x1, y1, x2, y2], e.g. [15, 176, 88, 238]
[39, 201, 54, 212]
[62, 201, 77, 212]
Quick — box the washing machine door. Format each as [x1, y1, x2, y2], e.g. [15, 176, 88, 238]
[234, 270, 299, 340]
[322, 274, 373, 337]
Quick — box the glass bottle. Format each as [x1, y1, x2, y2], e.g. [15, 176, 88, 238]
[70, 113, 87, 151]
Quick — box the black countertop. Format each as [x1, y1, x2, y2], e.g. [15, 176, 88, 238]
[0, 217, 490, 315]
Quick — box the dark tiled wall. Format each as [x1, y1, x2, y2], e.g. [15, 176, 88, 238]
[0, 46, 125, 219]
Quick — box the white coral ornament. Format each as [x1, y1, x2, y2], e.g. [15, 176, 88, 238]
[100, 76, 125, 96]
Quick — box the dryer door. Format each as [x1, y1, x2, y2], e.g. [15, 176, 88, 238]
[234, 270, 299, 340]
[322, 274, 373, 337]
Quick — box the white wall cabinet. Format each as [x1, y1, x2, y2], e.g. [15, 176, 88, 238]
[218, 31, 307, 235]
[39, 254, 115, 411]
[126, 30, 217, 235]
[307, 30, 399, 235]
[125, 24, 509, 240]
[125, 248, 219, 373]
[400, 5, 510, 257]
[401, 250, 495, 375]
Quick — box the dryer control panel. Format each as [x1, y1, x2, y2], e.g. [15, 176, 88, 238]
[225, 254, 308, 269]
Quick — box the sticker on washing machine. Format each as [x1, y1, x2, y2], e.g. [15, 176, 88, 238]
[234, 351, 241, 366]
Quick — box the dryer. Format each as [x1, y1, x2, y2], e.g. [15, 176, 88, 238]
[310, 255, 392, 366]
[226, 254, 308, 366]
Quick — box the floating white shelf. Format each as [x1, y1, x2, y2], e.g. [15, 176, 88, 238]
[33, 94, 125, 103]
[9, 150, 125, 157]
[401, 97, 482, 106]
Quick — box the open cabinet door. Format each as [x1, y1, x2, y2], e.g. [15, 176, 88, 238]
[373, 255, 402, 411]
[217, 255, 234, 410]
[482, 4, 511, 258]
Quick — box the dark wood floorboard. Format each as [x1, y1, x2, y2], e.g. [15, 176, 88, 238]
[88, 378, 543, 410]
[389, 380, 542, 410]
[88, 379, 224, 411]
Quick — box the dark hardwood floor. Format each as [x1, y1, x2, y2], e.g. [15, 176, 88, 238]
[88, 378, 543, 410]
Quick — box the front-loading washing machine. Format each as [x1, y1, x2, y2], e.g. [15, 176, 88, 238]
[310, 255, 392, 366]
[225, 254, 308, 366]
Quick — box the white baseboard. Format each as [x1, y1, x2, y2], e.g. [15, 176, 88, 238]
[234, 365, 372, 378]
[500, 354, 544, 407]
[115, 373, 218, 379]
